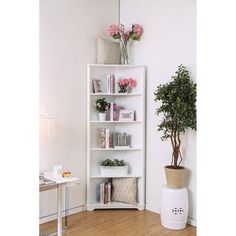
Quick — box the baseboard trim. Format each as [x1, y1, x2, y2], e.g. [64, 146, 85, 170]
[39, 204, 86, 224]
[145, 205, 196, 227]
[187, 217, 196, 227]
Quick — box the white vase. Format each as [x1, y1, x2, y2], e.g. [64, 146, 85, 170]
[100, 165, 128, 176]
[98, 113, 106, 121]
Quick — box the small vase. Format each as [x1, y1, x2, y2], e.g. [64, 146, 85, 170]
[98, 113, 106, 121]
[118, 84, 129, 93]
[120, 41, 129, 65]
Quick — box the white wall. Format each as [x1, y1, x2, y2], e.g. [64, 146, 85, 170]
[120, 0, 196, 223]
[40, 0, 119, 222]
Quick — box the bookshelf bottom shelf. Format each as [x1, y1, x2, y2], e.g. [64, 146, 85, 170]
[87, 201, 144, 211]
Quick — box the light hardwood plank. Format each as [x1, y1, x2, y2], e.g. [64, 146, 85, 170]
[40, 210, 196, 236]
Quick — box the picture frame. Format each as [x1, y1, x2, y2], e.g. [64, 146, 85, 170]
[92, 79, 102, 93]
[119, 110, 134, 121]
[53, 165, 63, 178]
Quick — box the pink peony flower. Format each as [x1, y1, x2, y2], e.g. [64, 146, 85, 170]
[118, 78, 126, 86]
[133, 24, 143, 37]
[107, 24, 120, 37]
[127, 78, 136, 87]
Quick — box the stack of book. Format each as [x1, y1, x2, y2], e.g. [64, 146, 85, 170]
[107, 74, 115, 93]
[99, 128, 113, 148]
[100, 182, 111, 204]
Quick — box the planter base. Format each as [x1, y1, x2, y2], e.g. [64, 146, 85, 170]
[165, 166, 186, 189]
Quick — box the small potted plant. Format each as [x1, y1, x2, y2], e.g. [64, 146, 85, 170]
[100, 159, 128, 176]
[154, 65, 196, 188]
[117, 78, 136, 93]
[95, 98, 110, 121]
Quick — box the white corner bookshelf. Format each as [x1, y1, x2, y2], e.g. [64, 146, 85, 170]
[87, 64, 146, 211]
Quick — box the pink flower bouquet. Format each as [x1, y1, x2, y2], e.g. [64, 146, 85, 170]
[107, 23, 143, 64]
[118, 78, 136, 93]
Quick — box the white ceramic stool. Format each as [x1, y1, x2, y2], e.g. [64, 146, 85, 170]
[160, 185, 189, 230]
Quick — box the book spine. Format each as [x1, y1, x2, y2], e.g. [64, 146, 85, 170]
[100, 183, 104, 204]
[104, 183, 108, 204]
[110, 103, 114, 121]
[111, 74, 115, 93]
[109, 132, 113, 148]
[100, 128, 106, 148]
[113, 103, 117, 121]
[113, 75, 117, 93]
[107, 75, 111, 93]
[105, 129, 109, 149]
[108, 182, 111, 202]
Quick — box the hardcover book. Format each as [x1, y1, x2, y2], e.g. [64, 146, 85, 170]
[104, 183, 109, 204]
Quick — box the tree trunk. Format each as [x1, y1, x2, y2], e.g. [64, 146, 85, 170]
[173, 146, 179, 168]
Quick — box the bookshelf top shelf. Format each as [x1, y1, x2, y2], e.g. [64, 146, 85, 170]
[90, 93, 143, 96]
[90, 147, 142, 151]
[88, 64, 146, 69]
[90, 121, 142, 124]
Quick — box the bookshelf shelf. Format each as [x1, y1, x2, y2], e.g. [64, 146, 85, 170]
[90, 175, 142, 178]
[87, 64, 146, 211]
[90, 121, 142, 124]
[90, 147, 142, 151]
[90, 93, 143, 96]
[87, 201, 144, 211]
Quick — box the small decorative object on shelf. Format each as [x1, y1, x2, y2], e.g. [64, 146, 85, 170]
[114, 132, 130, 148]
[118, 78, 136, 93]
[119, 110, 134, 121]
[100, 159, 128, 176]
[92, 79, 102, 93]
[95, 98, 110, 121]
[107, 23, 143, 64]
[62, 171, 71, 177]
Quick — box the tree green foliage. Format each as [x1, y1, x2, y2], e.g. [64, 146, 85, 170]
[154, 65, 196, 168]
[100, 159, 126, 167]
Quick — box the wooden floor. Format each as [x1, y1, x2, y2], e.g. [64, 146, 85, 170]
[40, 210, 196, 236]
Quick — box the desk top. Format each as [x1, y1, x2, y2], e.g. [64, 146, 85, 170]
[47, 176, 79, 184]
[39, 176, 79, 191]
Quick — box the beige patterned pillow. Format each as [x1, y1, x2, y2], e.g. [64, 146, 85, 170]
[97, 37, 120, 64]
[112, 178, 137, 205]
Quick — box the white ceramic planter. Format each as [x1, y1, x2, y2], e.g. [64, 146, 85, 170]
[100, 165, 128, 176]
[161, 186, 188, 230]
[98, 113, 106, 121]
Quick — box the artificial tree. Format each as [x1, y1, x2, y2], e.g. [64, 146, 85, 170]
[154, 65, 196, 169]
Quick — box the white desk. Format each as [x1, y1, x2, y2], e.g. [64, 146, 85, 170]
[40, 177, 79, 236]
